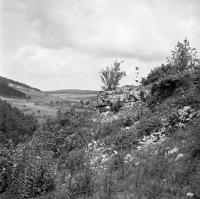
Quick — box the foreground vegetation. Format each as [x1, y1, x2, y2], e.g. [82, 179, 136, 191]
[0, 39, 200, 199]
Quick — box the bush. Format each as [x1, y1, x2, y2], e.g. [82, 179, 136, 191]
[151, 76, 180, 101]
[68, 167, 94, 199]
[42, 109, 94, 157]
[135, 117, 162, 137]
[107, 128, 138, 152]
[0, 144, 13, 194]
[2, 138, 55, 199]
[141, 63, 174, 86]
[117, 102, 151, 127]
[94, 120, 121, 140]
[147, 70, 200, 111]
[110, 98, 123, 112]
[58, 150, 94, 199]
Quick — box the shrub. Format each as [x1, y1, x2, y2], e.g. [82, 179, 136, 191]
[42, 109, 94, 157]
[58, 150, 94, 199]
[68, 167, 94, 199]
[96, 154, 126, 199]
[109, 128, 138, 152]
[0, 144, 14, 194]
[3, 139, 55, 199]
[147, 70, 200, 111]
[151, 76, 180, 101]
[141, 64, 174, 86]
[117, 102, 151, 127]
[94, 120, 121, 140]
[110, 98, 123, 112]
[135, 117, 162, 137]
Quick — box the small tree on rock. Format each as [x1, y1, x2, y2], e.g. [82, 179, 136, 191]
[100, 61, 126, 91]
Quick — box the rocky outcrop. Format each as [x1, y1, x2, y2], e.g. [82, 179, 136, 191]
[95, 85, 150, 111]
[177, 106, 198, 123]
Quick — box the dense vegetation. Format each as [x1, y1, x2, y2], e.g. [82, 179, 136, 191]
[0, 99, 37, 146]
[0, 83, 26, 99]
[0, 39, 200, 199]
[0, 76, 41, 92]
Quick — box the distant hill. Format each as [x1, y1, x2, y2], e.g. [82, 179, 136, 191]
[0, 76, 41, 92]
[0, 83, 26, 98]
[0, 75, 47, 100]
[45, 89, 99, 95]
[0, 76, 63, 103]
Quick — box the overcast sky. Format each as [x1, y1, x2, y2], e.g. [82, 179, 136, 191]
[0, 0, 200, 91]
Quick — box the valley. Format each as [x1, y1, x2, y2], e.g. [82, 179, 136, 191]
[0, 76, 97, 123]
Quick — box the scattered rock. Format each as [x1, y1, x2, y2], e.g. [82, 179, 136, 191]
[187, 193, 195, 197]
[177, 106, 198, 124]
[168, 147, 179, 154]
[175, 153, 184, 160]
[124, 154, 133, 163]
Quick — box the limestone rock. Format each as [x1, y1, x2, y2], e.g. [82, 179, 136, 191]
[95, 85, 150, 111]
[177, 106, 198, 123]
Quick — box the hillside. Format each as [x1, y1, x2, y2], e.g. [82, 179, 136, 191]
[8, 83, 57, 103]
[0, 75, 97, 103]
[0, 75, 43, 99]
[0, 76, 41, 92]
[0, 83, 26, 98]
[0, 77, 64, 120]
[0, 75, 63, 103]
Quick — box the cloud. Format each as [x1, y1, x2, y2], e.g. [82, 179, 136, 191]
[1, 0, 200, 90]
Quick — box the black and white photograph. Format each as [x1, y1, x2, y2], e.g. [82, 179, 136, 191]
[0, 0, 200, 198]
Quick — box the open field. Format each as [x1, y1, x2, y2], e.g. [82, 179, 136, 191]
[45, 89, 98, 102]
[0, 97, 59, 116]
[9, 83, 63, 103]
[0, 94, 94, 123]
[51, 93, 96, 102]
[9, 83, 97, 103]
[0, 85, 97, 124]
